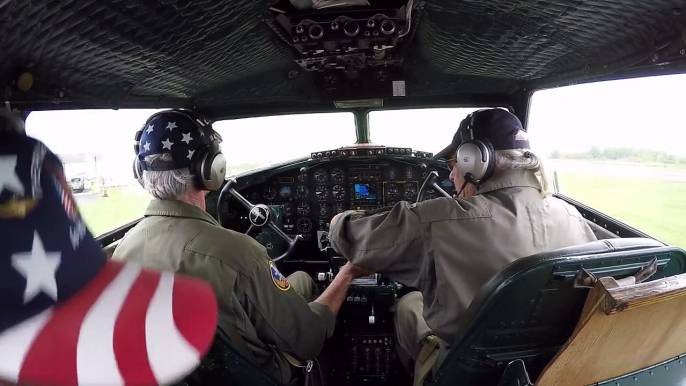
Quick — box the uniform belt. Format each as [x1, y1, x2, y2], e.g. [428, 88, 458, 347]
[413, 335, 442, 386]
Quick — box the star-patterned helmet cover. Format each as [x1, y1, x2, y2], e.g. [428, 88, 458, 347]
[0, 134, 105, 333]
[136, 110, 221, 171]
[0, 131, 219, 386]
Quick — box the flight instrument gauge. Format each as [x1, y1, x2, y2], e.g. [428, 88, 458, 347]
[282, 203, 293, 217]
[386, 183, 399, 197]
[297, 173, 308, 183]
[334, 203, 345, 214]
[404, 185, 417, 199]
[315, 185, 328, 201]
[279, 185, 292, 198]
[297, 218, 312, 233]
[331, 168, 345, 183]
[296, 186, 308, 200]
[387, 167, 397, 180]
[248, 191, 260, 202]
[319, 203, 329, 217]
[314, 168, 328, 183]
[332, 185, 345, 201]
[405, 166, 415, 180]
[297, 203, 310, 216]
[263, 186, 277, 200]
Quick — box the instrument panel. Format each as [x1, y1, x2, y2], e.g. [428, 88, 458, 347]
[217, 158, 455, 245]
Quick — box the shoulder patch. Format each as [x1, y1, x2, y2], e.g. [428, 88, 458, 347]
[269, 260, 291, 291]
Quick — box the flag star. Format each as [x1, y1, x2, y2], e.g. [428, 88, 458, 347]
[0, 155, 25, 195]
[143, 141, 151, 152]
[12, 231, 62, 303]
[187, 149, 195, 160]
[161, 138, 173, 150]
[146, 124, 154, 134]
[166, 122, 177, 131]
[181, 132, 193, 144]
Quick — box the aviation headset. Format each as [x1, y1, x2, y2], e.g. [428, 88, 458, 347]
[455, 109, 496, 185]
[132, 109, 227, 191]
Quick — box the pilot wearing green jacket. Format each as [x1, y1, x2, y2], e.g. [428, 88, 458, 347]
[113, 109, 368, 384]
[328, 109, 598, 384]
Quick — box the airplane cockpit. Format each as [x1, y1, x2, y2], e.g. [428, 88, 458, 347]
[4, 0, 686, 385]
[204, 145, 452, 384]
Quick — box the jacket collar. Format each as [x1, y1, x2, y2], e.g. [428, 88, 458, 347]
[477, 169, 542, 195]
[145, 199, 220, 226]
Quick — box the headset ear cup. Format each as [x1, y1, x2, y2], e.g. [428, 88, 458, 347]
[481, 139, 496, 183]
[190, 146, 211, 190]
[206, 153, 227, 191]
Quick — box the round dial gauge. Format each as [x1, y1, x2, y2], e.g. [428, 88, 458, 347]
[297, 218, 312, 233]
[282, 203, 293, 217]
[387, 167, 397, 180]
[386, 183, 399, 197]
[404, 185, 417, 199]
[387, 200, 397, 207]
[315, 185, 328, 201]
[331, 168, 345, 183]
[297, 173, 308, 183]
[297, 203, 310, 216]
[263, 186, 277, 200]
[314, 168, 328, 183]
[295, 186, 308, 200]
[279, 185, 292, 198]
[405, 166, 415, 180]
[319, 203, 329, 217]
[334, 203, 345, 214]
[332, 185, 345, 201]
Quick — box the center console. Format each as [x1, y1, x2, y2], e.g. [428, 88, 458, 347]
[321, 256, 401, 385]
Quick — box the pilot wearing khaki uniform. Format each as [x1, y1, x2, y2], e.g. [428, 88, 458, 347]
[112, 109, 368, 384]
[328, 109, 597, 383]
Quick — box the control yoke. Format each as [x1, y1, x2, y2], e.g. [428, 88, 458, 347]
[218, 178, 302, 263]
[416, 170, 452, 203]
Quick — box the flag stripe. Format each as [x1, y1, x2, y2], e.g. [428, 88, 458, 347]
[18, 262, 123, 386]
[0, 310, 52, 382]
[113, 269, 160, 386]
[146, 273, 200, 384]
[172, 275, 218, 354]
[77, 264, 142, 385]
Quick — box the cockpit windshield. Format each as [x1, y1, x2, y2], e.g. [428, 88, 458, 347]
[367, 107, 491, 155]
[214, 112, 356, 175]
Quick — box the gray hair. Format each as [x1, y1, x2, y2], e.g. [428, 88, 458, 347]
[494, 149, 552, 197]
[142, 154, 195, 200]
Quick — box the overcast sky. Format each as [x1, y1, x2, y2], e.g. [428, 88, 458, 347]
[25, 72, 686, 181]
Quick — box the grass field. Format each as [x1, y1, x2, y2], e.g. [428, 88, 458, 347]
[556, 171, 686, 248]
[78, 187, 152, 236]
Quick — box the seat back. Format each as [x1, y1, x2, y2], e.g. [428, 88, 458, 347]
[181, 327, 284, 386]
[537, 271, 686, 385]
[432, 238, 686, 386]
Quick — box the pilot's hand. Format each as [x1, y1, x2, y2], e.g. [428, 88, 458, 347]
[341, 261, 375, 279]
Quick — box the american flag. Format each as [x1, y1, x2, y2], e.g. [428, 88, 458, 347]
[0, 261, 218, 386]
[53, 170, 78, 220]
[1, 136, 219, 386]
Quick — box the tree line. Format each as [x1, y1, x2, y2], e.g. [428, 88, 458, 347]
[550, 147, 686, 165]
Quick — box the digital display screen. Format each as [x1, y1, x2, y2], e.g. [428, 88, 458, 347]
[441, 179, 453, 187]
[351, 273, 378, 286]
[354, 184, 378, 201]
